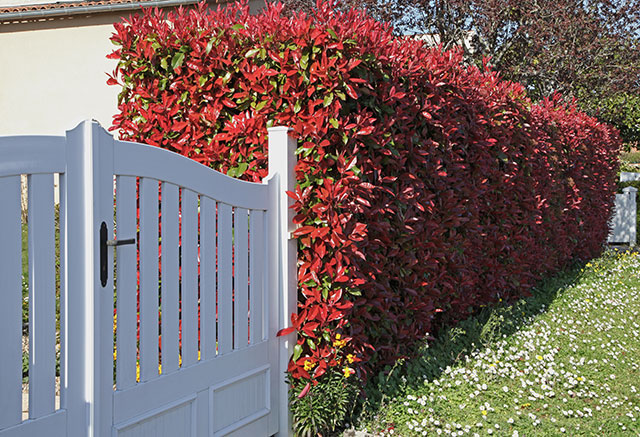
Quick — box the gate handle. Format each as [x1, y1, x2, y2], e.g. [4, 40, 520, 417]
[100, 222, 136, 287]
[106, 238, 136, 247]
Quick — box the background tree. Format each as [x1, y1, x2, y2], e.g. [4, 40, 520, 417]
[285, 0, 640, 146]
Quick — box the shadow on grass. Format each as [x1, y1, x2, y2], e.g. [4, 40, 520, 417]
[349, 259, 588, 428]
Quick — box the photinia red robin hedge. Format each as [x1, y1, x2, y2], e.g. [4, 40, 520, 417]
[107, 0, 621, 385]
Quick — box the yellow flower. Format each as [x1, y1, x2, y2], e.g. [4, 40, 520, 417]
[346, 354, 355, 364]
[303, 359, 315, 372]
[333, 335, 347, 348]
[481, 410, 487, 416]
[536, 355, 543, 361]
[343, 367, 354, 378]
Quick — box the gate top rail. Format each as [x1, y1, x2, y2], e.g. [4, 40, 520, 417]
[0, 136, 66, 177]
[112, 139, 269, 210]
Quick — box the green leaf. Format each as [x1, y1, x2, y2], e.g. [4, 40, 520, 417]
[171, 52, 185, 70]
[293, 344, 303, 361]
[300, 53, 309, 70]
[323, 93, 334, 107]
[329, 118, 339, 128]
[206, 38, 216, 55]
[245, 48, 260, 58]
[307, 339, 316, 350]
[160, 57, 168, 71]
[236, 162, 249, 177]
[232, 23, 245, 31]
[294, 100, 302, 114]
[199, 76, 207, 87]
[327, 28, 337, 39]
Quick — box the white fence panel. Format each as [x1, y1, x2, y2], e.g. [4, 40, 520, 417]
[619, 171, 640, 182]
[0, 135, 69, 437]
[608, 186, 637, 246]
[0, 121, 296, 437]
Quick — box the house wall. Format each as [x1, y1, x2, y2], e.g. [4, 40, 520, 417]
[0, 1, 263, 137]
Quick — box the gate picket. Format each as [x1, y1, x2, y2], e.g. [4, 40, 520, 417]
[249, 210, 265, 345]
[199, 196, 216, 360]
[28, 174, 57, 419]
[139, 177, 159, 383]
[0, 176, 22, 428]
[115, 176, 137, 389]
[160, 183, 180, 375]
[218, 203, 233, 355]
[181, 189, 198, 367]
[234, 208, 249, 350]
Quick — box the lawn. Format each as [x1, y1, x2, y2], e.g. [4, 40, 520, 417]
[355, 250, 640, 436]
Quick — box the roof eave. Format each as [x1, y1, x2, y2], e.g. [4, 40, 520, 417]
[0, 0, 202, 22]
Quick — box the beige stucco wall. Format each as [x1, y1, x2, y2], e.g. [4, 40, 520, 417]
[0, 13, 125, 136]
[0, 1, 263, 137]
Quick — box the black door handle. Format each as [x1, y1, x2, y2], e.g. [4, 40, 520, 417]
[100, 221, 136, 287]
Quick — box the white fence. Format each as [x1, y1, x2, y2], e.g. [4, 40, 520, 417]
[608, 176, 638, 246]
[0, 121, 296, 437]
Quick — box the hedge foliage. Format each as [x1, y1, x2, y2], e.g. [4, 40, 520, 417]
[108, 0, 621, 386]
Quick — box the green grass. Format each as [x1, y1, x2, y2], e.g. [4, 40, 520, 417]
[354, 251, 640, 436]
[621, 151, 640, 165]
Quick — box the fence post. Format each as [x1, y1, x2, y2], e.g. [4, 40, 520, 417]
[65, 120, 115, 437]
[267, 126, 297, 437]
[64, 120, 97, 437]
[623, 186, 637, 246]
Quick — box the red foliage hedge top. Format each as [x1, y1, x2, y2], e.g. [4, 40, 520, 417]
[108, 1, 621, 382]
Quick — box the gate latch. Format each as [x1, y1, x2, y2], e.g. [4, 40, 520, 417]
[106, 238, 136, 247]
[100, 222, 136, 287]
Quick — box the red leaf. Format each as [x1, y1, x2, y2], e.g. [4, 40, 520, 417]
[276, 327, 295, 337]
[298, 382, 311, 398]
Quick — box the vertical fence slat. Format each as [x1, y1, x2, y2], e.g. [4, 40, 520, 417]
[181, 189, 198, 367]
[0, 176, 23, 427]
[115, 176, 137, 389]
[161, 183, 179, 375]
[218, 203, 233, 355]
[28, 174, 56, 418]
[139, 177, 159, 382]
[200, 197, 216, 360]
[249, 210, 265, 345]
[234, 208, 249, 350]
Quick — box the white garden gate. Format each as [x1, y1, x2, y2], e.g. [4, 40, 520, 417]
[0, 121, 296, 437]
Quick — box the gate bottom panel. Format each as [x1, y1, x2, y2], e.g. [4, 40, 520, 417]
[112, 341, 273, 437]
[0, 410, 66, 437]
